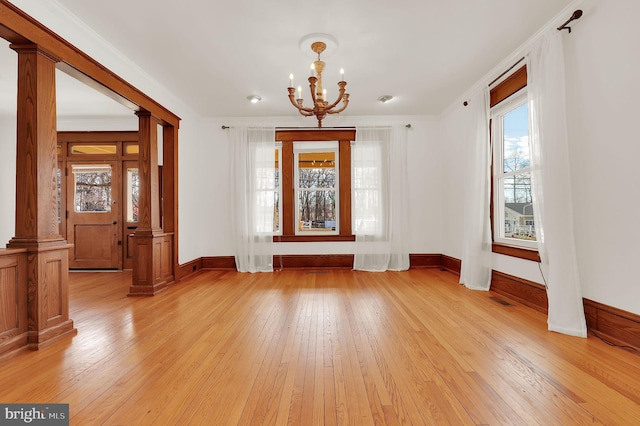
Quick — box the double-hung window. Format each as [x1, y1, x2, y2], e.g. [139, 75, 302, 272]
[491, 88, 536, 249]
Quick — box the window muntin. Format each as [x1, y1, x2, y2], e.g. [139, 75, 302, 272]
[491, 89, 537, 248]
[294, 142, 339, 235]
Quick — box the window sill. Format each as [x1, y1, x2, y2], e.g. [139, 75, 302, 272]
[276, 235, 356, 243]
[492, 242, 540, 262]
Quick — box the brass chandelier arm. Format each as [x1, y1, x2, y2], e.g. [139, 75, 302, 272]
[324, 81, 347, 111]
[327, 93, 350, 115]
[287, 88, 313, 114]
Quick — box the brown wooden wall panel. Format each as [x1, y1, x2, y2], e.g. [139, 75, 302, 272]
[278, 254, 353, 270]
[490, 270, 548, 314]
[201, 256, 236, 270]
[44, 256, 63, 325]
[177, 258, 203, 279]
[161, 235, 173, 282]
[584, 299, 640, 352]
[409, 254, 441, 268]
[441, 255, 462, 274]
[0, 252, 27, 346]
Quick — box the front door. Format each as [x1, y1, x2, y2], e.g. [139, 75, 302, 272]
[66, 161, 120, 269]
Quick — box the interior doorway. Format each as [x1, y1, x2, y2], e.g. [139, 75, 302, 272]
[58, 132, 140, 270]
[67, 161, 120, 269]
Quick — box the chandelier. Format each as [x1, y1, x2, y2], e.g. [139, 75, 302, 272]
[287, 40, 349, 128]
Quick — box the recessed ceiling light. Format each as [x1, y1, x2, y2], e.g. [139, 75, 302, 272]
[247, 95, 262, 104]
[378, 95, 393, 104]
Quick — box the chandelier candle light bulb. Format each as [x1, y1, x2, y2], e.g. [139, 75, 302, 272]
[287, 40, 350, 127]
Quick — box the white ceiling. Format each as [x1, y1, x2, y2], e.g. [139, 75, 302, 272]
[1, 0, 576, 120]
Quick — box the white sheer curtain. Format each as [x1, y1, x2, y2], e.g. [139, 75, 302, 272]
[353, 125, 409, 271]
[229, 126, 276, 273]
[527, 31, 587, 337]
[459, 87, 492, 290]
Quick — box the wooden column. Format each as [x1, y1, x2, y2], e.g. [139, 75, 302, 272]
[129, 111, 171, 295]
[6, 44, 76, 350]
[162, 125, 178, 280]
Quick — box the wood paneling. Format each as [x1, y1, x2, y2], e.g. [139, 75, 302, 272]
[28, 246, 77, 350]
[441, 255, 462, 274]
[177, 258, 203, 279]
[490, 270, 548, 313]
[276, 254, 353, 269]
[409, 253, 442, 268]
[129, 233, 173, 296]
[584, 299, 640, 352]
[201, 256, 236, 270]
[0, 250, 28, 357]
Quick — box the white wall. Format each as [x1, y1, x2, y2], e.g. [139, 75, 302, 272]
[440, 0, 640, 314]
[563, 0, 640, 313]
[196, 115, 443, 257]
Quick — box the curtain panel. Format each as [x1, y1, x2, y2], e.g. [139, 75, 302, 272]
[229, 126, 276, 273]
[527, 31, 587, 337]
[459, 87, 493, 291]
[352, 125, 410, 272]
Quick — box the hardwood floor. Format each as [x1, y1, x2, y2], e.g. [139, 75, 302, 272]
[1, 268, 639, 425]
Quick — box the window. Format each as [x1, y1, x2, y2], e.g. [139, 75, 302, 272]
[274, 145, 282, 234]
[294, 142, 338, 235]
[490, 66, 540, 260]
[71, 164, 113, 212]
[275, 129, 354, 241]
[126, 167, 139, 222]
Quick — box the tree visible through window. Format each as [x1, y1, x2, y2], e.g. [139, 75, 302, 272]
[72, 164, 113, 212]
[295, 144, 338, 235]
[275, 129, 354, 241]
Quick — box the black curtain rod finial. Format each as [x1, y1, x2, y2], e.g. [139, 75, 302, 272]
[558, 9, 583, 33]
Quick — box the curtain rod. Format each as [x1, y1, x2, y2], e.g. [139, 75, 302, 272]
[488, 56, 525, 88]
[222, 125, 412, 130]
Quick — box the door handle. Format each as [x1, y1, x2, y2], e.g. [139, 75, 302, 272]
[112, 221, 117, 225]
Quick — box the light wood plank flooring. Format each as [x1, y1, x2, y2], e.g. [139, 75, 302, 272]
[0, 268, 639, 425]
